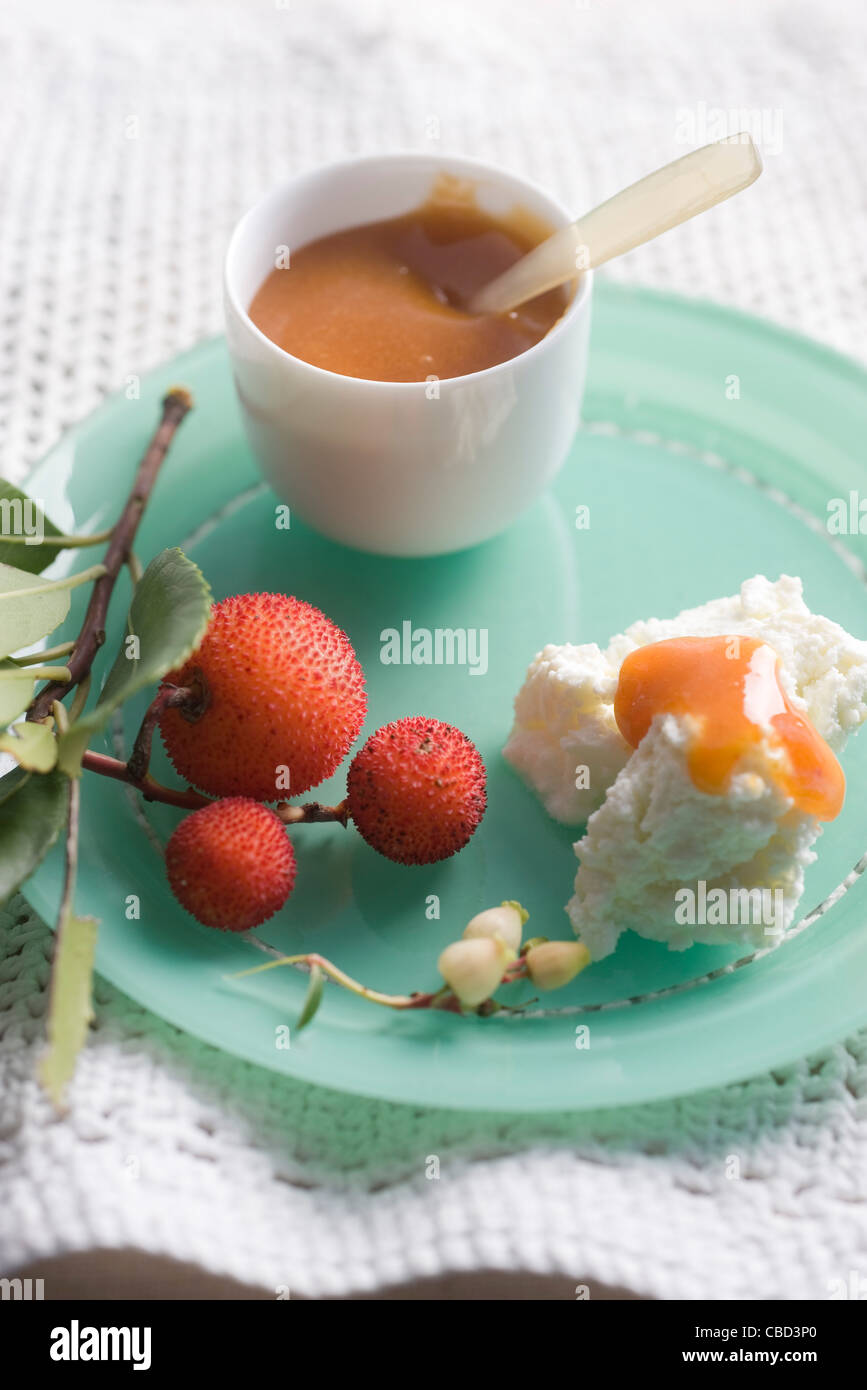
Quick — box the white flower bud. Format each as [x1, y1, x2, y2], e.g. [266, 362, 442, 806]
[462, 901, 525, 953]
[525, 940, 590, 991]
[438, 936, 515, 1007]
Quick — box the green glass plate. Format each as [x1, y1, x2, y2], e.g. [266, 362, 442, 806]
[20, 283, 867, 1111]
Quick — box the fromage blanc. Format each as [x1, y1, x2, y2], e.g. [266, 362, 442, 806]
[614, 635, 845, 821]
[503, 576, 867, 959]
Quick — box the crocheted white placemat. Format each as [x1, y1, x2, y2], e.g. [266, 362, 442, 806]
[2, 0, 866, 1300]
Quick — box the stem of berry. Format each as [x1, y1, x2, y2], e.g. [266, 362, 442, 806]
[126, 683, 200, 782]
[231, 951, 525, 1020]
[80, 748, 349, 824]
[27, 387, 194, 724]
[278, 799, 349, 826]
[81, 751, 213, 809]
[232, 951, 445, 1010]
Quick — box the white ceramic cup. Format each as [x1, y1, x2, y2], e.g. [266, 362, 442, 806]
[224, 153, 593, 557]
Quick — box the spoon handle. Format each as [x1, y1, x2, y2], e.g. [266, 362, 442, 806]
[471, 134, 763, 315]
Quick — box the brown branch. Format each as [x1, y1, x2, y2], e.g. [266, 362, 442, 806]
[27, 388, 194, 723]
[80, 750, 348, 824]
[81, 751, 212, 809]
[278, 798, 348, 826]
[126, 683, 200, 782]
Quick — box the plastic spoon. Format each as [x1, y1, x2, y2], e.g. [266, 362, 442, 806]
[469, 134, 762, 315]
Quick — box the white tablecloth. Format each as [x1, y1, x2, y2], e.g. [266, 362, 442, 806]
[2, 0, 866, 1299]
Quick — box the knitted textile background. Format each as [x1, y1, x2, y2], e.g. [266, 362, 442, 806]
[1, 0, 866, 1298]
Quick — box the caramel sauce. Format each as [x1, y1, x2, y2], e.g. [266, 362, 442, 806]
[248, 180, 570, 382]
[614, 636, 845, 821]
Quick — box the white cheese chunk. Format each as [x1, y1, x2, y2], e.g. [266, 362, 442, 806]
[504, 575, 867, 825]
[566, 713, 821, 959]
[503, 576, 867, 959]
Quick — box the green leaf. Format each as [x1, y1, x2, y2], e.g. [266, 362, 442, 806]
[0, 481, 63, 573]
[0, 767, 68, 903]
[0, 561, 72, 660]
[0, 720, 57, 771]
[296, 963, 324, 1032]
[98, 547, 211, 709]
[0, 764, 31, 807]
[0, 659, 36, 724]
[58, 547, 211, 775]
[38, 912, 99, 1109]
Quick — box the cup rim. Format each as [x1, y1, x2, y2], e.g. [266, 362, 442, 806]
[223, 150, 593, 393]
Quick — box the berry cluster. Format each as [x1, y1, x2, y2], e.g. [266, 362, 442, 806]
[159, 592, 487, 931]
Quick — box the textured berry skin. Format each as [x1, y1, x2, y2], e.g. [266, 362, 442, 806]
[346, 716, 486, 865]
[166, 797, 296, 931]
[160, 592, 366, 799]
